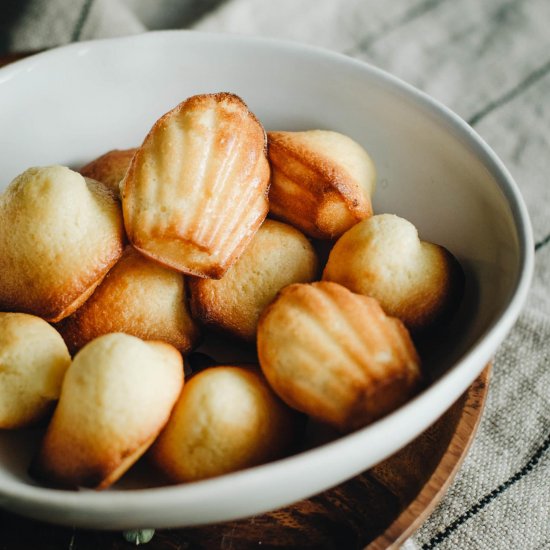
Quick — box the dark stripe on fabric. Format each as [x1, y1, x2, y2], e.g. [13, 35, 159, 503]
[345, 0, 447, 55]
[535, 233, 550, 252]
[468, 58, 550, 126]
[71, 0, 95, 42]
[176, 0, 231, 28]
[422, 430, 550, 549]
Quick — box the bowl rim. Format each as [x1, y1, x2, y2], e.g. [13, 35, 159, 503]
[0, 30, 534, 521]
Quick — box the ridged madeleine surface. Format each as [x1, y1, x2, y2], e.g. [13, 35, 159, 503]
[151, 366, 300, 483]
[257, 282, 421, 432]
[80, 148, 136, 198]
[30, 333, 184, 489]
[268, 130, 376, 239]
[57, 247, 200, 353]
[323, 214, 464, 332]
[122, 93, 270, 278]
[0, 313, 71, 429]
[189, 219, 318, 341]
[0, 166, 125, 322]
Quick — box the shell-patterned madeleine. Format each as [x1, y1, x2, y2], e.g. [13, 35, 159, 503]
[80, 148, 136, 199]
[257, 282, 421, 432]
[56, 247, 200, 354]
[267, 130, 376, 239]
[30, 333, 184, 489]
[122, 93, 270, 278]
[0, 166, 125, 322]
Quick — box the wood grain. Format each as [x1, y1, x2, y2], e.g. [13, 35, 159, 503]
[368, 367, 490, 550]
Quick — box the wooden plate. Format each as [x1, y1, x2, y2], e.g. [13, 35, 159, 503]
[0, 51, 490, 550]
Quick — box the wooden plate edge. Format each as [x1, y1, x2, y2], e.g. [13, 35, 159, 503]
[367, 364, 492, 550]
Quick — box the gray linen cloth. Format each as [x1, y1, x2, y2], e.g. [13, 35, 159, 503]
[3, 1, 550, 548]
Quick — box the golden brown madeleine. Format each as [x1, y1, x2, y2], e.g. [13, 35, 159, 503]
[257, 282, 421, 432]
[122, 93, 270, 278]
[79, 148, 136, 198]
[0, 166, 125, 322]
[267, 130, 376, 239]
[0, 313, 71, 429]
[30, 333, 184, 489]
[323, 214, 464, 332]
[57, 247, 200, 354]
[151, 366, 300, 483]
[189, 219, 318, 341]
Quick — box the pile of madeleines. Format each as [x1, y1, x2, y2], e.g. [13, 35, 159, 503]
[0, 92, 464, 490]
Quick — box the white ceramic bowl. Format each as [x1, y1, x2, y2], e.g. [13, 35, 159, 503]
[0, 31, 533, 529]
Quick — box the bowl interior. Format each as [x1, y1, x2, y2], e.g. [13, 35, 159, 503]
[0, 32, 530, 528]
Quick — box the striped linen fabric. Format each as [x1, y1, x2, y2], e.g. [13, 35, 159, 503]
[3, 0, 550, 548]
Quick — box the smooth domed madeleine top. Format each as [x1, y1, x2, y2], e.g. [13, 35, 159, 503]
[122, 92, 270, 278]
[151, 365, 300, 483]
[257, 282, 421, 432]
[57, 246, 200, 354]
[0, 313, 71, 429]
[30, 333, 184, 489]
[189, 219, 319, 341]
[0, 166, 125, 322]
[268, 130, 376, 239]
[323, 214, 464, 332]
[79, 148, 136, 199]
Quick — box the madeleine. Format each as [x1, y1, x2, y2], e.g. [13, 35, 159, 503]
[0, 313, 71, 429]
[57, 247, 199, 354]
[30, 334, 183, 489]
[323, 214, 464, 332]
[268, 130, 376, 239]
[257, 282, 421, 432]
[122, 93, 270, 278]
[0, 165, 125, 322]
[151, 366, 300, 482]
[79, 148, 136, 198]
[189, 220, 318, 341]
